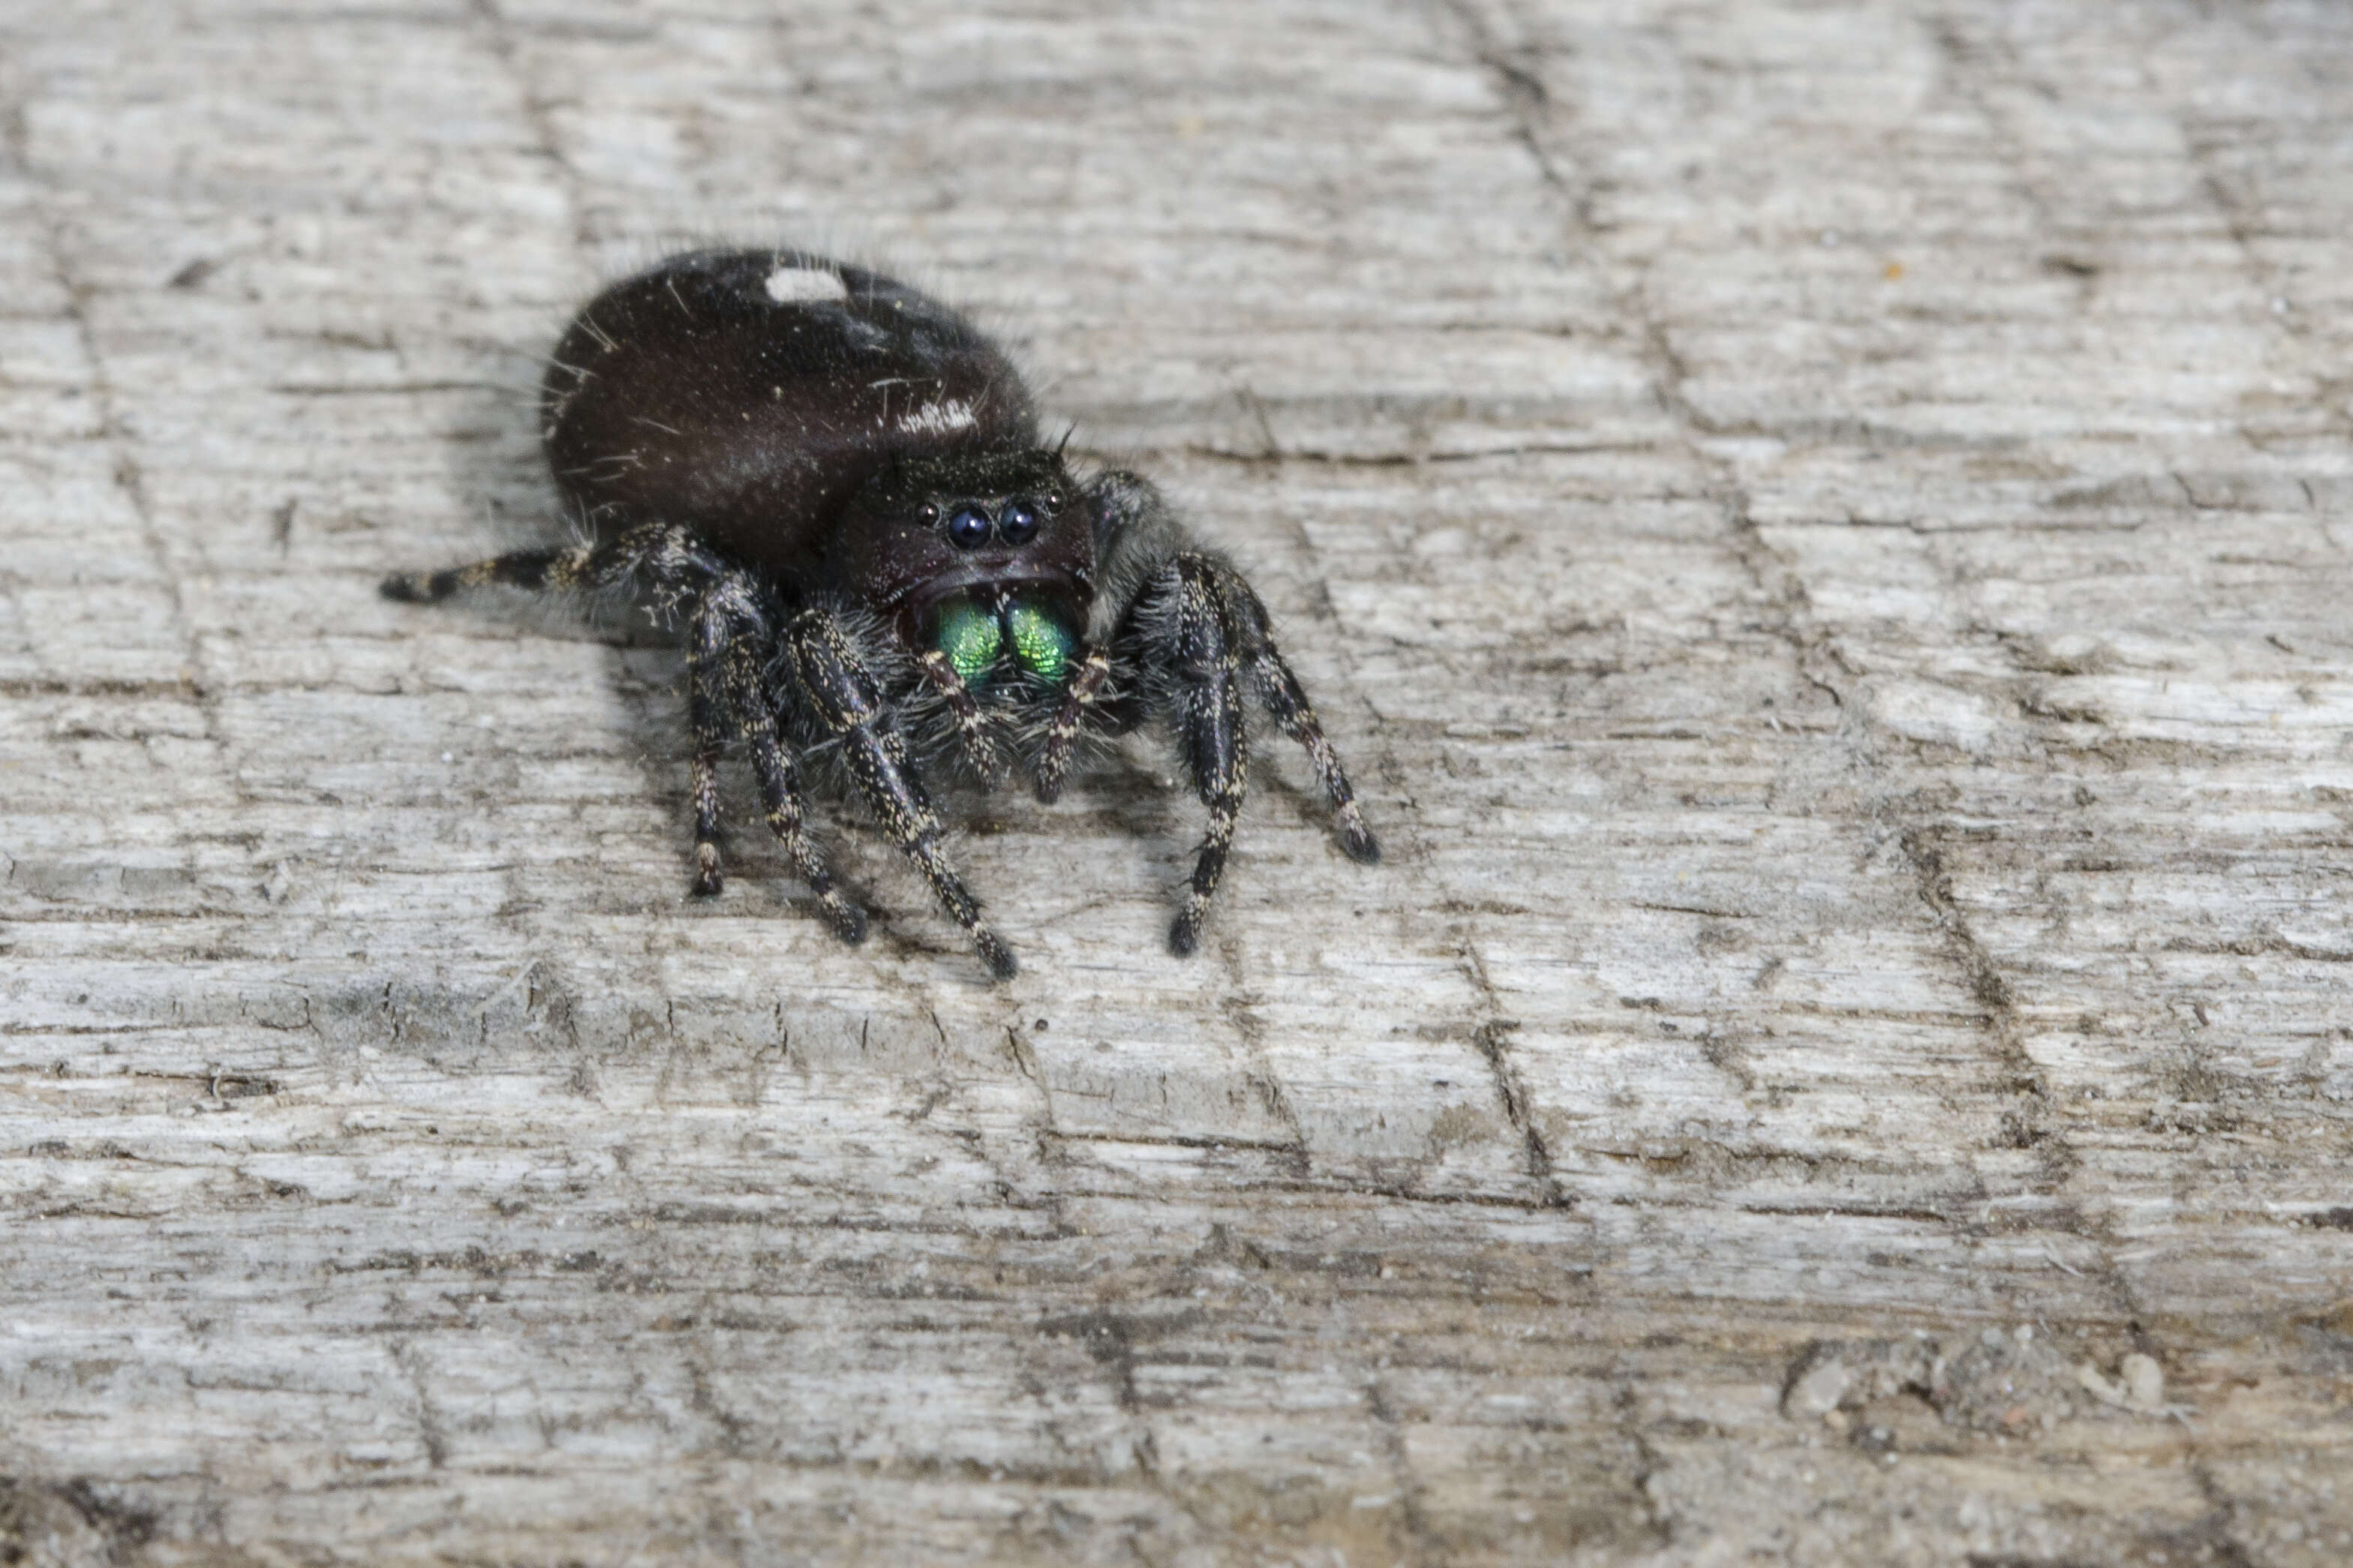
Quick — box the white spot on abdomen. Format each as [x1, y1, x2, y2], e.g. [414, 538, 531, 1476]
[898, 398, 977, 436]
[765, 264, 847, 304]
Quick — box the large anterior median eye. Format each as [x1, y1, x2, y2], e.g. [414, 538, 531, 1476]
[945, 506, 992, 548]
[999, 499, 1040, 545]
[934, 598, 1003, 683]
[1005, 600, 1072, 683]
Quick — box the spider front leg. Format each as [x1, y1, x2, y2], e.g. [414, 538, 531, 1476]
[692, 599, 868, 944]
[783, 606, 1016, 980]
[1124, 551, 1381, 954]
[687, 673, 727, 897]
[915, 648, 1005, 786]
[384, 526, 869, 947]
[1032, 644, 1110, 805]
[1224, 581, 1381, 864]
[1155, 557, 1252, 956]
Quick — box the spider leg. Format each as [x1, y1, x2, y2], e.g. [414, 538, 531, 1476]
[1223, 581, 1381, 864]
[688, 602, 868, 944]
[380, 547, 570, 601]
[784, 606, 1016, 980]
[378, 522, 726, 605]
[915, 648, 1004, 786]
[687, 664, 727, 897]
[1161, 557, 1250, 957]
[1031, 644, 1111, 805]
[388, 527, 869, 945]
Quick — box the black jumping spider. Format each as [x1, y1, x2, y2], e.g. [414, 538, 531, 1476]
[384, 249, 1378, 978]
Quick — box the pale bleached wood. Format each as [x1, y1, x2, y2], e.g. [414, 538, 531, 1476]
[3, 1, 2351, 1564]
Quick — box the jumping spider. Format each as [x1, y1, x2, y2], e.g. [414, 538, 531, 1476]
[384, 248, 1378, 978]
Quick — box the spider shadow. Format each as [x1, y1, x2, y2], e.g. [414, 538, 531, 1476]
[987, 732, 1340, 951]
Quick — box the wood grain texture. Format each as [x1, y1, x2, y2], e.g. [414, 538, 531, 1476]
[3, 1, 2350, 1563]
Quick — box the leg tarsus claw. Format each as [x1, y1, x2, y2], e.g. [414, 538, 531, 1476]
[978, 932, 1017, 980]
[828, 901, 869, 945]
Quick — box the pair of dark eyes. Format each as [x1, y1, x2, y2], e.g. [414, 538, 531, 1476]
[924, 494, 1058, 550]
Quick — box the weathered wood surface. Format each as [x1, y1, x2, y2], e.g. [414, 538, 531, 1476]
[4, 1, 2351, 1563]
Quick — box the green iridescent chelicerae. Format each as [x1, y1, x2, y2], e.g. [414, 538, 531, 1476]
[1005, 601, 1072, 683]
[932, 597, 1073, 685]
[934, 599, 1002, 683]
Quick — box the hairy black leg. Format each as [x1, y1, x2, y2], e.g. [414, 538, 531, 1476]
[687, 666, 727, 897]
[915, 648, 1003, 786]
[380, 522, 727, 606]
[390, 527, 728, 888]
[380, 548, 568, 601]
[1163, 558, 1249, 957]
[1032, 644, 1110, 805]
[696, 596, 869, 944]
[741, 722, 867, 945]
[785, 607, 1015, 980]
[1224, 583, 1380, 864]
[388, 528, 869, 945]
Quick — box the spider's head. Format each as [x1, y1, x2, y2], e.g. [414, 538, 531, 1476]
[837, 447, 1095, 683]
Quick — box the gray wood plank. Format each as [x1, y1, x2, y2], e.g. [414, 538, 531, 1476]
[3, 1, 2349, 1563]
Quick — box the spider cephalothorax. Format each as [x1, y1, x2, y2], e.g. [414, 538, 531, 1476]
[384, 248, 1378, 979]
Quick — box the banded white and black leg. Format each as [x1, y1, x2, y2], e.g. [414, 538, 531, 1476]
[687, 600, 868, 944]
[687, 653, 729, 897]
[1032, 643, 1111, 805]
[915, 649, 1003, 786]
[380, 521, 727, 606]
[784, 607, 1016, 980]
[381, 545, 576, 601]
[388, 521, 733, 896]
[726, 632, 869, 944]
[386, 527, 867, 943]
[1222, 575, 1380, 864]
[1159, 557, 1252, 957]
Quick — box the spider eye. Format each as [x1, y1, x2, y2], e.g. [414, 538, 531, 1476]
[918, 502, 939, 524]
[945, 505, 991, 548]
[999, 499, 1040, 545]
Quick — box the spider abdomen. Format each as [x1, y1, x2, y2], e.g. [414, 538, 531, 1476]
[540, 249, 1039, 578]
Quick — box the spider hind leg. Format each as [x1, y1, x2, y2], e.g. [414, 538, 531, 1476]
[1119, 548, 1383, 956]
[1231, 595, 1381, 864]
[386, 526, 873, 949]
[1158, 557, 1252, 956]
